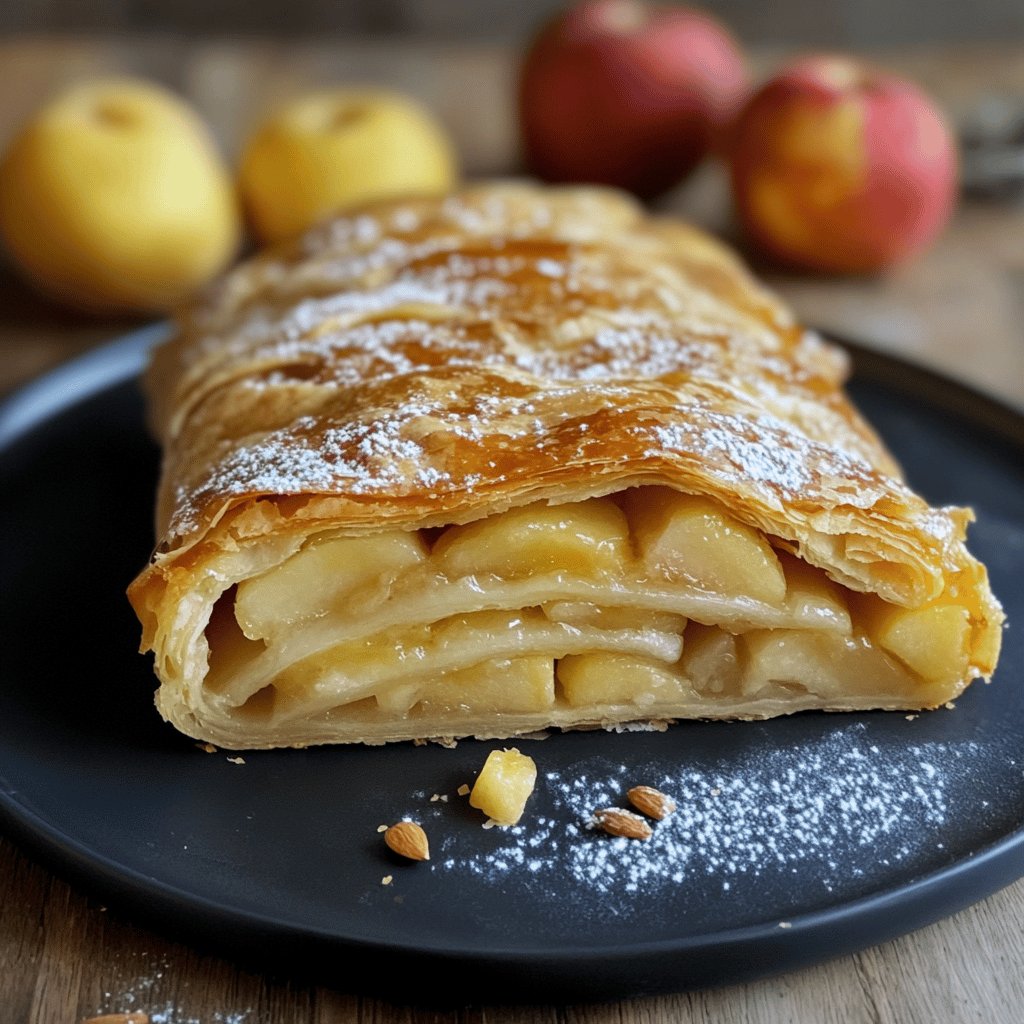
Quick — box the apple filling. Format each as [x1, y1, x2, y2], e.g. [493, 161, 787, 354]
[192, 488, 987, 742]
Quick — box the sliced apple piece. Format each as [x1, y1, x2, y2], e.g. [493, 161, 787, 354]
[779, 552, 851, 633]
[624, 488, 786, 605]
[865, 601, 971, 685]
[235, 530, 427, 640]
[413, 656, 555, 715]
[557, 651, 690, 707]
[433, 497, 630, 581]
[204, 589, 266, 694]
[543, 601, 686, 635]
[740, 628, 915, 701]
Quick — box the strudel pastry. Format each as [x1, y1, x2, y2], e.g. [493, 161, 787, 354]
[128, 182, 1003, 749]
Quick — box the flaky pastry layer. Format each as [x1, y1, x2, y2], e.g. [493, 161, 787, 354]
[127, 183, 1003, 748]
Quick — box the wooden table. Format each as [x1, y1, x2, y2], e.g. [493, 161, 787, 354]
[1, 37, 1022, 1024]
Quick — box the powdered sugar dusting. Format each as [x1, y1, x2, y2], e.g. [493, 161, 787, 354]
[172, 408, 451, 534]
[426, 724, 988, 917]
[159, 184, 961, 559]
[92, 952, 251, 1024]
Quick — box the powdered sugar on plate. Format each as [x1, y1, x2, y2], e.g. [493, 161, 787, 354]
[413, 723, 1005, 921]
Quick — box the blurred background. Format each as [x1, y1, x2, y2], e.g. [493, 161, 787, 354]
[3, 0, 1024, 45]
[2, 0, 1023, 174]
[0, 0, 1021, 405]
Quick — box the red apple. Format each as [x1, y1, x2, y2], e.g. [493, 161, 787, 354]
[728, 55, 958, 273]
[518, 0, 748, 199]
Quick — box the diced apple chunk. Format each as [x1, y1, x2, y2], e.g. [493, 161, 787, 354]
[556, 651, 690, 707]
[433, 498, 630, 581]
[969, 597, 1001, 677]
[286, 621, 431, 691]
[235, 531, 427, 640]
[679, 624, 742, 695]
[469, 748, 538, 825]
[414, 656, 555, 715]
[374, 682, 423, 715]
[869, 603, 971, 685]
[624, 488, 786, 605]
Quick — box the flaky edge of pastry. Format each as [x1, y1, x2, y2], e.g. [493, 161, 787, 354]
[127, 470, 1005, 749]
[126, 183, 1006, 746]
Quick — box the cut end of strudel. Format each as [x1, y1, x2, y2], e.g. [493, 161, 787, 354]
[127, 182, 1004, 749]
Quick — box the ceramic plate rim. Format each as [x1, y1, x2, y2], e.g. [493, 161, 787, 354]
[1, 326, 1022, 990]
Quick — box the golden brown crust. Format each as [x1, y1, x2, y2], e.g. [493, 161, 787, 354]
[127, 182, 1003, 746]
[140, 184, 963, 597]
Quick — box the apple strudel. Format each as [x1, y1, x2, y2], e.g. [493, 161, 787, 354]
[128, 183, 1003, 748]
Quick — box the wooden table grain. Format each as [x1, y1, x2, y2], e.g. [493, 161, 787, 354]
[1, 37, 1022, 1024]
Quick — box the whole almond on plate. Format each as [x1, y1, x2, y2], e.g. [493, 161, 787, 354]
[384, 820, 430, 861]
[627, 785, 677, 820]
[593, 807, 653, 840]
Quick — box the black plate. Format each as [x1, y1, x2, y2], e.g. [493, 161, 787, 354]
[1, 327, 1022, 1003]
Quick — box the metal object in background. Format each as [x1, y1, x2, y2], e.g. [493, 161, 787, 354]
[960, 95, 1024, 202]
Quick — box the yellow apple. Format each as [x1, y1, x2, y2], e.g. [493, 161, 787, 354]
[238, 88, 458, 244]
[0, 78, 240, 313]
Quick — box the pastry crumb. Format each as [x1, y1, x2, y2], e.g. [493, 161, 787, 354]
[944, 702, 957, 710]
[457, 784, 471, 796]
[905, 714, 919, 721]
[376, 824, 388, 833]
[226, 756, 245, 764]
[604, 719, 671, 733]
[778, 921, 792, 929]
[381, 875, 393, 886]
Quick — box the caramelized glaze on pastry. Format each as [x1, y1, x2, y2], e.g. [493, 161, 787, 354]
[127, 183, 1003, 748]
